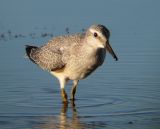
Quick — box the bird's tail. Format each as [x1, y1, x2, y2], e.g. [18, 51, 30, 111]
[25, 45, 38, 63]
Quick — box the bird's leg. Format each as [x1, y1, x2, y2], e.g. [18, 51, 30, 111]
[59, 78, 68, 103]
[61, 88, 68, 103]
[70, 80, 79, 101]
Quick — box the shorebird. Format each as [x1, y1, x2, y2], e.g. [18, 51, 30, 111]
[25, 24, 118, 103]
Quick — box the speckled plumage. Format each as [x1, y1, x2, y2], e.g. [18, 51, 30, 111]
[27, 33, 85, 71]
[26, 24, 118, 103]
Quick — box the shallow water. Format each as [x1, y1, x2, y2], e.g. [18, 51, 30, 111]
[0, 0, 160, 129]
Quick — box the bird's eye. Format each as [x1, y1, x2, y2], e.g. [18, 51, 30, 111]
[94, 32, 98, 37]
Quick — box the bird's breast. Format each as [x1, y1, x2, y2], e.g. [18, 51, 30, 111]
[95, 48, 106, 65]
[64, 48, 106, 80]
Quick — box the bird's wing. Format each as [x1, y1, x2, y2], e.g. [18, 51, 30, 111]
[30, 33, 84, 71]
[30, 46, 65, 71]
[45, 33, 85, 63]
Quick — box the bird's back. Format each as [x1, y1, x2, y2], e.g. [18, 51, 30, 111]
[26, 33, 85, 71]
[45, 33, 84, 49]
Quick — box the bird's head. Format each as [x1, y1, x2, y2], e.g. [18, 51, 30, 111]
[85, 24, 118, 61]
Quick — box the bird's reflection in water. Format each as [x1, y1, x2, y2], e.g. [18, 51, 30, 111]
[59, 101, 83, 129]
[36, 101, 107, 129]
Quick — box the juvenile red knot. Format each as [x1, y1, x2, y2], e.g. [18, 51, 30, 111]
[25, 24, 118, 103]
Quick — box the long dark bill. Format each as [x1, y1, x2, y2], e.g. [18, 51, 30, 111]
[106, 41, 118, 61]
